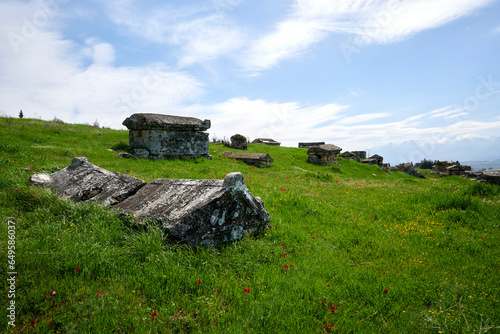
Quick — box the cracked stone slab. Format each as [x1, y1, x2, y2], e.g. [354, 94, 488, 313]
[29, 157, 146, 205]
[113, 172, 270, 245]
[222, 151, 273, 168]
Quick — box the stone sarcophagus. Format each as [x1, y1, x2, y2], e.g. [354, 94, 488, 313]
[114, 173, 270, 246]
[30, 157, 270, 246]
[123, 113, 212, 159]
[307, 144, 342, 165]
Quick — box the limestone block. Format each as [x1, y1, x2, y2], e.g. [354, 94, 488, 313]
[29, 157, 146, 205]
[113, 172, 270, 245]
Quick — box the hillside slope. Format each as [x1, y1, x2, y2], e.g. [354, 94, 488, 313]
[1, 117, 499, 333]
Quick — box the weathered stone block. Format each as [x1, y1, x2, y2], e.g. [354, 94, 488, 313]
[230, 134, 248, 150]
[29, 157, 146, 206]
[222, 151, 274, 168]
[252, 138, 281, 146]
[299, 142, 325, 148]
[113, 173, 270, 245]
[123, 113, 211, 159]
[130, 148, 150, 159]
[307, 144, 342, 166]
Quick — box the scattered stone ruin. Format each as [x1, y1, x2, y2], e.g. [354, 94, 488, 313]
[230, 134, 248, 150]
[122, 113, 212, 159]
[29, 157, 270, 246]
[432, 161, 471, 177]
[360, 154, 383, 166]
[465, 169, 500, 185]
[394, 163, 425, 178]
[446, 164, 471, 176]
[252, 138, 281, 146]
[351, 151, 367, 159]
[307, 144, 342, 166]
[222, 151, 274, 168]
[432, 161, 457, 174]
[299, 142, 325, 148]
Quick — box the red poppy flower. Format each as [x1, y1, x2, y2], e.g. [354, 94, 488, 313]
[151, 312, 158, 318]
[312, 237, 316, 240]
[30, 319, 36, 327]
[354, 217, 358, 220]
[482, 238, 486, 241]
[97, 291, 102, 296]
[327, 284, 330, 287]
[289, 264, 293, 268]
[284, 265, 288, 269]
[29, 166, 33, 170]
[283, 253, 287, 258]
[30, 194, 34, 198]
[244, 289, 250, 294]
[330, 305, 336, 312]
[75, 266, 81, 270]
[196, 280, 201, 285]
[456, 292, 460, 295]
[14, 189, 18, 192]
[383, 289, 388, 294]
[281, 244, 284, 247]
[328, 324, 333, 328]
[49, 321, 53, 326]
[51, 291, 56, 296]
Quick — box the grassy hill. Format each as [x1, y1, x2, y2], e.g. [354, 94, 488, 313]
[1, 117, 499, 333]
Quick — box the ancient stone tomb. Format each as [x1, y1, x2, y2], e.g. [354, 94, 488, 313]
[230, 134, 248, 150]
[252, 138, 281, 146]
[122, 113, 212, 159]
[307, 144, 342, 165]
[299, 142, 325, 148]
[30, 157, 270, 246]
[222, 151, 274, 168]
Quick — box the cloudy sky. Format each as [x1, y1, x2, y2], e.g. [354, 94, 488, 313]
[1, 0, 500, 163]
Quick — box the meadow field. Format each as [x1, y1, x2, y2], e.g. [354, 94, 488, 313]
[1, 117, 499, 333]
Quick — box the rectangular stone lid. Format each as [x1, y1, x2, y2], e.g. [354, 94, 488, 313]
[123, 113, 211, 131]
[222, 151, 273, 161]
[307, 144, 342, 154]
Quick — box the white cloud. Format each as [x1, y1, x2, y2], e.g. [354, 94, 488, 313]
[0, 1, 204, 128]
[241, 0, 494, 71]
[492, 25, 500, 34]
[106, 1, 245, 68]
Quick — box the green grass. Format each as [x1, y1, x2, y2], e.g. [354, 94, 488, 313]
[1, 117, 499, 333]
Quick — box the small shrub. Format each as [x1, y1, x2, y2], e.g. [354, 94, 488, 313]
[52, 117, 65, 124]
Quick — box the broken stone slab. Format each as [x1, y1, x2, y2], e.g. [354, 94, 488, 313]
[299, 142, 325, 148]
[222, 151, 274, 168]
[130, 148, 150, 159]
[29, 157, 146, 206]
[116, 152, 137, 159]
[230, 134, 248, 150]
[113, 172, 270, 246]
[123, 113, 212, 159]
[400, 163, 425, 178]
[252, 138, 281, 146]
[307, 144, 342, 166]
[481, 169, 500, 185]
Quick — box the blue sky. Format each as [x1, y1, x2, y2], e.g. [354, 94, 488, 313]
[1, 0, 500, 164]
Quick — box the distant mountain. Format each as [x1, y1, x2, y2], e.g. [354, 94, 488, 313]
[370, 135, 500, 166]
